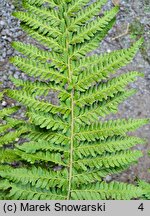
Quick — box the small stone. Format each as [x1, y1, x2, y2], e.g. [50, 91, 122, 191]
[14, 72, 20, 79]
[7, 49, 13, 55]
[15, 138, 19, 142]
[2, 101, 7, 107]
[147, 74, 150, 80]
[53, 165, 62, 171]
[0, 20, 5, 26]
[11, 5, 15, 10]
[107, 49, 111, 53]
[3, 75, 8, 81]
[6, 37, 12, 42]
[2, 51, 6, 58]
[105, 175, 112, 182]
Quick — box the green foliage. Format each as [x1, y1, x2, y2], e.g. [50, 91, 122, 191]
[0, 94, 25, 144]
[71, 181, 144, 200]
[138, 180, 150, 200]
[0, 0, 149, 200]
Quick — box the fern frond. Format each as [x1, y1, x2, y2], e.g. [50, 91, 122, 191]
[0, 128, 27, 147]
[73, 166, 129, 185]
[75, 90, 136, 125]
[75, 119, 149, 141]
[0, 190, 9, 200]
[23, 2, 61, 27]
[10, 77, 70, 101]
[67, 0, 90, 16]
[75, 38, 143, 73]
[0, 166, 68, 190]
[71, 181, 143, 200]
[75, 39, 143, 91]
[28, 111, 69, 133]
[74, 150, 142, 171]
[16, 140, 69, 154]
[26, 130, 70, 146]
[10, 57, 68, 84]
[11, 42, 61, 63]
[71, 18, 116, 60]
[14, 149, 67, 166]
[9, 183, 67, 200]
[16, 27, 61, 51]
[0, 149, 20, 163]
[0, 91, 4, 101]
[11, 78, 49, 96]
[6, 90, 70, 116]
[70, 7, 119, 44]
[68, 0, 107, 31]
[76, 72, 143, 107]
[0, 118, 23, 134]
[13, 11, 61, 38]
[0, 106, 19, 119]
[74, 136, 146, 158]
[138, 180, 150, 200]
[24, 0, 59, 8]
[0, 180, 11, 191]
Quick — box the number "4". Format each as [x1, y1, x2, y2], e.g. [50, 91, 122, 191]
[138, 203, 144, 211]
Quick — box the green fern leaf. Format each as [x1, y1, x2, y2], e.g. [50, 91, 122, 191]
[70, 7, 119, 44]
[74, 38, 143, 74]
[0, 180, 11, 191]
[14, 149, 67, 166]
[75, 41, 143, 91]
[24, 0, 59, 8]
[75, 119, 149, 141]
[0, 166, 68, 190]
[26, 130, 70, 146]
[0, 118, 23, 134]
[138, 180, 150, 200]
[74, 150, 142, 171]
[0, 92, 3, 101]
[28, 111, 69, 132]
[11, 41, 61, 61]
[75, 72, 143, 107]
[71, 18, 116, 60]
[67, 0, 90, 15]
[0, 149, 20, 163]
[14, 30, 61, 52]
[9, 183, 67, 200]
[23, 2, 61, 27]
[73, 166, 129, 185]
[10, 57, 68, 83]
[68, 0, 107, 31]
[13, 12, 62, 38]
[10, 77, 70, 100]
[75, 90, 136, 124]
[71, 181, 144, 200]
[0, 106, 19, 119]
[74, 136, 146, 158]
[6, 90, 70, 116]
[16, 140, 69, 154]
[0, 128, 27, 147]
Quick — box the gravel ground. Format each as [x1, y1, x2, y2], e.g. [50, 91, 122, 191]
[0, 0, 150, 183]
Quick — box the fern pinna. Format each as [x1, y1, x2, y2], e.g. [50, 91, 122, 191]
[0, 0, 149, 200]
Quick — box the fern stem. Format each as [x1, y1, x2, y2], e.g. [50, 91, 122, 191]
[67, 39, 74, 199]
[67, 89, 74, 200]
